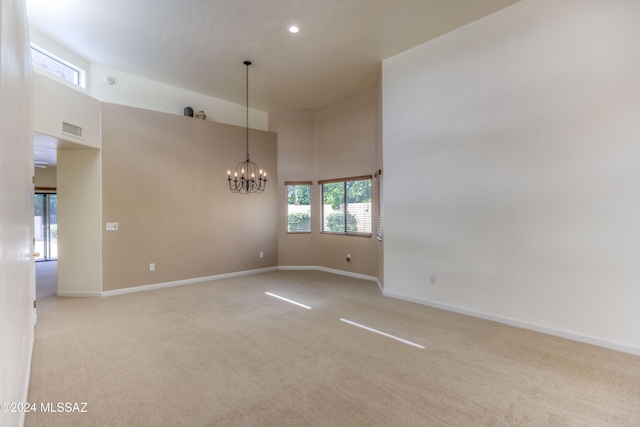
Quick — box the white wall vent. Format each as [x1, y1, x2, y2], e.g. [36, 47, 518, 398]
[62, 122, 83, 138]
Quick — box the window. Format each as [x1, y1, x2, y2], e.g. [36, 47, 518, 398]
[31, 45, 85, 88]
[374, 170, 383, 240]
[320, 176, 372, 236]
[286, 182, 312, 233]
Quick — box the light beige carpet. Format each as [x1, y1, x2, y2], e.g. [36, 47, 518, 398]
[27, 268, 640, 426]
[35, 261, 57, 300]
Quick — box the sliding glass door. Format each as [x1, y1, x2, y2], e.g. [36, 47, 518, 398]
[34, 193, 57, 261]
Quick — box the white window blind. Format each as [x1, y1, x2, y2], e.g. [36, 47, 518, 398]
[374, 170, 383, 240]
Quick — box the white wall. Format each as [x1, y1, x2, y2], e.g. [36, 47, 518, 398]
[383, 0, 640, 354]
[0, 0, 35, 425]
[34, 73, 101, 148]
[90, 64, 268, 131]
[57, 149, 102, 296]
[29, 29, 268, 130]
[34, 72, 103, 298]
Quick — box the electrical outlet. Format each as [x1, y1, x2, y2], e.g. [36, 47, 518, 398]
[429, 274, 437, 285]
[149, 263, 155, 271]
[259, 251, 264, 258]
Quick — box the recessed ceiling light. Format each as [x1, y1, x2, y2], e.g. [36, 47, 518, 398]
[288, 25, 299, 34]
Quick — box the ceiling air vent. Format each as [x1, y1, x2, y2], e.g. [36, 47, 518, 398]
[62, 121, 83, 138]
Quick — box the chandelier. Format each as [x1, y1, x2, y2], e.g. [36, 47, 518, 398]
[227, 61, 267, 194]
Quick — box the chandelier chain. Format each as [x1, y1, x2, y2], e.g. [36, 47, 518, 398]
[245, 61, 249, 161]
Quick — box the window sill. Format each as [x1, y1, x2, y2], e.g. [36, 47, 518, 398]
[320, 232, 372, 238]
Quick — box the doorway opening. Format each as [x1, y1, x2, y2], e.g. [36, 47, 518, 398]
[34, 193, 57, 261]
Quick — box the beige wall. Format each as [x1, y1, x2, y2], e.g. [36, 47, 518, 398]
[316, 89, 376, 180]
[383, 0, 640, 353]
[272, 109, 317, 266]
[0, 0, 35, 425]
[35, 166, 57, 188]
[101, 103, 278, 291]
[316, 89, 378, 277]
[274, 88, 379, 278]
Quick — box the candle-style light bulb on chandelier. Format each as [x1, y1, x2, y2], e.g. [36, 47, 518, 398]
[227, 61, 267, 194]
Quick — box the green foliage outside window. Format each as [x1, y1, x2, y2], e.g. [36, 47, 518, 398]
[288, 212, 311, 232]
[287, 184, 311, 232]
[322, 178, 371, 234]
[288, 185, 310, 206]
[323, 180, 371, 210]
[326, 212, 358, 232]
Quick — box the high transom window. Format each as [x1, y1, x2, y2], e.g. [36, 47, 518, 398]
[31, 45, 84, 87]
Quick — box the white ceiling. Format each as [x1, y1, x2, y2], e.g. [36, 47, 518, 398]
[26, 0, 519, 112]
[28, 0, 519, 167]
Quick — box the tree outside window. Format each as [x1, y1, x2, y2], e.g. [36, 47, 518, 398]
[286, 182, 311, 233]
[320, 177, 371, 236]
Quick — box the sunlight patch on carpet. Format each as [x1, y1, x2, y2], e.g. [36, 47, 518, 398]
[265, 292, 312, 309]
[340, 318, 425, 349]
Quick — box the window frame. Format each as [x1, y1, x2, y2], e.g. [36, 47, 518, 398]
[285, 181, 312, 234]
[30, 44, 86, 88]
[319, 175, 372, 237]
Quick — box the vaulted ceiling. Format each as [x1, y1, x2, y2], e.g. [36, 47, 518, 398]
[26, 0, 519, 112]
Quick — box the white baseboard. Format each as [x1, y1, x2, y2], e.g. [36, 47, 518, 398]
[279, 265, 383, 288]
[383, 290, 640, 356]
[375, 278, 384, 293]
[316, 266, 378, 283]
[278, 265, 318, 271]
[60, 266, 380, 298]
[53, 265, 638, 355]
[57, 291, 102, 297]
[100, 267, 279, 297]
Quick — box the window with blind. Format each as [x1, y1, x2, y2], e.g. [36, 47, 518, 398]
[374, 170, 383, 240]
[286, 182, 312, 233]
[320, 176, 372, 236]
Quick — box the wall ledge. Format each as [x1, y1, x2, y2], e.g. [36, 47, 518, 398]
[383, 289, 640, 357]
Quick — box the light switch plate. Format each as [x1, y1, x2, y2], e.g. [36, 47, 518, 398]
[106, 222, 118, 231]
